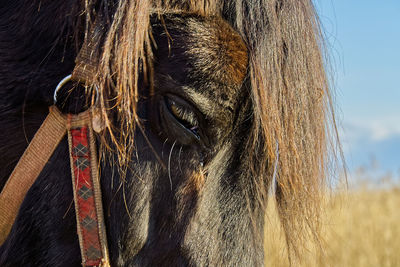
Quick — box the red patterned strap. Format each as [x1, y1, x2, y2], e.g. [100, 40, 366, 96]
[69, 17, 110, 265]
[68, 114, 110, 267]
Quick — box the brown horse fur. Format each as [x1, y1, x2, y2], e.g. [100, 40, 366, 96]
[0, 0, 342, 265]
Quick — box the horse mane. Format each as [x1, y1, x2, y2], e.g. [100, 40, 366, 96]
[74, 0, 340, 260]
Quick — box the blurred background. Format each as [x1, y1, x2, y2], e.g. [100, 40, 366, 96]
[265, 1, 400, 266]
[319, 0, 400, 186]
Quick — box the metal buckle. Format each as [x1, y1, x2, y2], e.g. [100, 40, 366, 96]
[53, 75, 99, 106]
[53, 75, 72, 104]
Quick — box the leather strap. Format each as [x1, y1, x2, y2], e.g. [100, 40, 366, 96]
[0, 106, 89, 244]
[71, 15, 104, 85]
[0, 13, 110, 266]
[0, 107, 110, 266]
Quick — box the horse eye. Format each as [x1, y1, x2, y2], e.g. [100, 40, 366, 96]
[164, 97, 200, 139]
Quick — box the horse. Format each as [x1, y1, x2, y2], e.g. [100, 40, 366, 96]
[0, 0, 339, 266]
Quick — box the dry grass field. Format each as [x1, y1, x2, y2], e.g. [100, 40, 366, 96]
[264, 182, 400, 267]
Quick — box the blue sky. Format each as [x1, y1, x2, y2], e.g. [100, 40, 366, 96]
[315, 1, 400, 177]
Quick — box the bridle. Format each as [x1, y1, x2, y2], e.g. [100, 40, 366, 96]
[0, 75, 110, 266]
[0, 20, 111, 266]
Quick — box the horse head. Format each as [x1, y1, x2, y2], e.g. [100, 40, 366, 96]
[0, 1, 338, 266]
